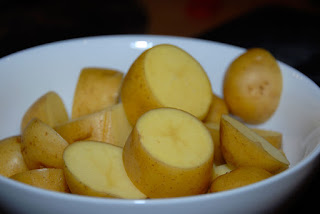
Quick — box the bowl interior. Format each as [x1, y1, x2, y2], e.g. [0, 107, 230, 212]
[0, 35, 320, 175]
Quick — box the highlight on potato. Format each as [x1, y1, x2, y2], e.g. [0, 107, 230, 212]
[0, 44, 289, 198]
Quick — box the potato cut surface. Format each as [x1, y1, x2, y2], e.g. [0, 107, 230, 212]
[123, 107, 214, 198]
[63, 141, 146, 199]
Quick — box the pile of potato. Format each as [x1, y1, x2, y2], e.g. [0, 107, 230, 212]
[0, 44, 289, 198]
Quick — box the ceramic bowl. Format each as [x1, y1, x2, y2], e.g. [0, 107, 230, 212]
[0, 35, 320, 214]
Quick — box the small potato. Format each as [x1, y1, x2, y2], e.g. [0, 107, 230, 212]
[209, 166, 272, 193]
[72, 67, 123, 119]
[21, 119, 69, 169]
[123, 108, 214, 198]
[55, 103, 132, 147]
[203, 93, 229, 124]
[223, 48, 282, 124]
[10, 168, 70, 193]
[21, 91, 69, 132]
[220, 115, 289, 174]
[0, 136, 28, 177]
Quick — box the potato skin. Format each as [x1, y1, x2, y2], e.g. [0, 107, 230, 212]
[123, 127, 213, 198]
[0, 136, 28, 177]
[223, 48, 282, 124]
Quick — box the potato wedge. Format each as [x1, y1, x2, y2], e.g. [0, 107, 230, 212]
[252, 128, 282, 149]
[21, 119, 69, 169]
[21, 91, 69, 132]
[72, 68, 123, 119]
[10, 168, 69, 193]
[0, 136, 28, 177]
[123, 108, 214, 198]
[63, 141, 146, 199]
[220, 115, 289, 173]
[209, 166, 272, 193]
[55, 103, 132, 147]
[223, 48, 282, 124]
[205, 122, 225, 165]
[203, 93, 229, 124]
[121, 44, 212, 125]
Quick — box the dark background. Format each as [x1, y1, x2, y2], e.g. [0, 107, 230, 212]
[1, 0, 320, 213]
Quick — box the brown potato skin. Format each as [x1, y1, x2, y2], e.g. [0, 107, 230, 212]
[10, 168, 70, 193]
[209, 166, 272, 193]
[0, 136, 28, 177]
[203, 93, 229, 124]
[123, 127, 213, 198]
[223, 48, 282, 124]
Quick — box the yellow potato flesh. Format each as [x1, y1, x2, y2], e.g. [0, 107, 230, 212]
[121, 44, 212, 125]
[209, 166, 272, 193]
[55, 103, 132, 147]
[72, 68, 123, 119]
[10, 168, 70, 193]
[21, 91, 69, 132]
[123, 108, 214, 198]
[223, 48, 282, 124]
[63, 141, 146, 199]
[203, 93, 229, 124]
[220, 115, 289, 173]
[252, 128, 282, 149]
[212, 164, 232, 181]
[21, 119, 69, 169]
[0, 136, 28, 177]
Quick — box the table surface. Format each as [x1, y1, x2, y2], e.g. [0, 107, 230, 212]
[1, 1, 320, 213]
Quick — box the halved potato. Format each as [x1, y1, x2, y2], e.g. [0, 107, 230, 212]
[220, 115, 289, 173]
[21, 91, 69, 132]
[209, 166, 272, 193]
[121, 44, 212, 125]
[63, 141, 146, 199]
[0, 136, 28, 177]
[123, 108, 214, 198]
[10, 168, 69, 193]
[72, 68, 123, 119]
[21, 119, 69, 169]
[55, 103, 132, 147]
[203, 93, 229, 124]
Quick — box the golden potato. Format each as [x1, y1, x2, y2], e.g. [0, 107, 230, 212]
[203, 93, 229, 124]
[252, 128, 282, 149]
[209, 166, 272, 193]
[0, 136, 28, 177]
[223, 48, 282, 124]
[63, 141, 146, 199]
[72, 68, 123, 119]
[123, 108, 214, 198]
[121, 44, 212, 125]
[10, 168, 70, 193]
[205, 122, 225, 165]
[212, 164, 232, 181]
[21, 119, 69, 169]
[220, 115, 289, 174]
[55, 103, 132, 147]
[21, 91, 69, 132]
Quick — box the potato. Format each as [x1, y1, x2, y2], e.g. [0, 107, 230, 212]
[223, 48, 282, 124]
[72, 68, 123, 119]
[220, 115, 289, 173]
[55, 103, 132, 147]
[21, 91, 69, 132]
[203, 93, 229, 124]
[205, 122, 225, 165]
[21, 119, 69, 169]
[123, 108, 214, 198]
[252, 128, 282, 149]
[121, 44, 212, 125]
[63, 141, 146, 199]
[10, 168, 70, 193]
[209, 166, 272, 193]
[212, 164, 232, 181]
[0, 136, 28, 177]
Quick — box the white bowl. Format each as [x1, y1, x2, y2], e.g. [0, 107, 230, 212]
[0, 35, 320, 214]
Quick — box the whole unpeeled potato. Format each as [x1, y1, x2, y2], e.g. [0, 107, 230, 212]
[223, 48, 282, 124]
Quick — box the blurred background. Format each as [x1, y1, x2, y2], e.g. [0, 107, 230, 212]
[0, 0, 320, 213]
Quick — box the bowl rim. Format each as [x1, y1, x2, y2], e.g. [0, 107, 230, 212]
[0, 34, 320, 205]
